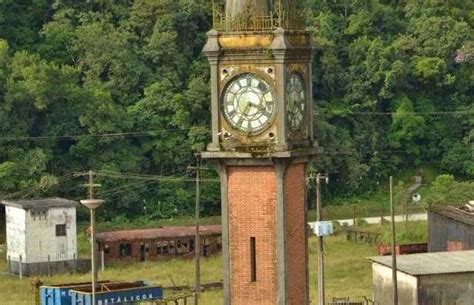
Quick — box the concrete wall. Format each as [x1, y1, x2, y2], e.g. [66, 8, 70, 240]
[7, 258, 90, 276]
[25, 207, 77, 263]
[5, 206, 26, 261]
[372, 263, 418, 305]
[418, 273, 474, 305]
[428, 211, 474, 252]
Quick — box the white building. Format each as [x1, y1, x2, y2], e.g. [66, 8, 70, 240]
[2, 198, 81, 275]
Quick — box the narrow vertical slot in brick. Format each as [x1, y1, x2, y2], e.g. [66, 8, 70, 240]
[250, 237, 257, 282]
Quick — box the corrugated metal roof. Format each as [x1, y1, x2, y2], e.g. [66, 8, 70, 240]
[429, 205, 474, 226]
[1, 198, 78, 209]
[369, 250, 474, 276]
[97, 225, 222, 242]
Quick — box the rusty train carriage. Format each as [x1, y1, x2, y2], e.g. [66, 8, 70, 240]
[97, 225, 222, 263]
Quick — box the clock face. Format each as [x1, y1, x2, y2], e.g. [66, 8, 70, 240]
[222, 73, 276, 134]
[287, 73, 306, 131]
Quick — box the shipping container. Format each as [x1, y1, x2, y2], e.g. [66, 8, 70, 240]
[40, 281, 162, 305]
[69, 282, 163, 305]
[40, 281, 111, 305]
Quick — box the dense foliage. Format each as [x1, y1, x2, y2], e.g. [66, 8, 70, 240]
[0, 0, 472, 220]
[425, 174, 474, 206]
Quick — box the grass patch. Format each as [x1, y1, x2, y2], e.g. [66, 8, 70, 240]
[0, 234, 376, 305]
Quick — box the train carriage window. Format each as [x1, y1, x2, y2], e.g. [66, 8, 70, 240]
[163, 241, 169, 253]
[157, 241, 169, 254]
[119, 243, 132, 257]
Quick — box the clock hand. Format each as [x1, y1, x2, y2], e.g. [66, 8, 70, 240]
[248, 101, 266, 111]
[237, 103, 250, 127]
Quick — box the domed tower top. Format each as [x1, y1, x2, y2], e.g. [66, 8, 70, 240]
[225, 0, 272, 18]
[215, 0, 303, 32]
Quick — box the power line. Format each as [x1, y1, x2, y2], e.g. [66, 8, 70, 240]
[94, 171, 220, 182]
[116, 182, 163, 204]
[321, 148, 447, 155]
[98, 180, 159, 197]
[1, 172, 88, 200]
[0, 110, 471, 142]
[1, 169, 219, 202]
[94, 170, 219, 183]
[316, 111, 474, 116]
[0, 126, 208, 142]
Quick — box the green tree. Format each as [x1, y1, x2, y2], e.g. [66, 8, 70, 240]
[426, 175, 474, 206]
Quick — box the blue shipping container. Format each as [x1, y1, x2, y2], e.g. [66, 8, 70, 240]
[70, 283, 163, 305]
[40, 281, 162, 305]
[40, 281, 111, 305]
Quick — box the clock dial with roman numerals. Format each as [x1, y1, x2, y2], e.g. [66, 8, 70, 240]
[222, 73, 276, 134]
[287, 73, 306, 131]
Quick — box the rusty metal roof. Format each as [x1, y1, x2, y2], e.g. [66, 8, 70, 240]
[369, 250, 474, 276]
[97, 225, 222, 243]
[1, 198, 78, 210]
[429, 205, 474, 226]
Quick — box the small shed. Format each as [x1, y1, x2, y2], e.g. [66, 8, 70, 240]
[428, 204, 474, 252]
[97, 225, 222, 263]
[369, 251, 474, 305]
[1, 198, 88, 276]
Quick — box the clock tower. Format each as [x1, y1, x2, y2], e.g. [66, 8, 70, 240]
[202, 1, 316, 304]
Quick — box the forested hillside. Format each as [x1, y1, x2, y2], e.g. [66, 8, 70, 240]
[0, 0, 472, 220]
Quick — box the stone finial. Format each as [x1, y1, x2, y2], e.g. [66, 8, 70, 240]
[225, 0, 271, 18]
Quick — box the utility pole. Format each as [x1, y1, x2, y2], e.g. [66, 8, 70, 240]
[187, 154, 210, 305]
[82, 170, 103, 305]
[309, 172, 329, 305]
[390, 176, 398, 305]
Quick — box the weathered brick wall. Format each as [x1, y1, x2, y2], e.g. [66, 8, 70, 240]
[227, 164, 308, 305]
[228, 166, 277, 305]
[285, 163, 307, 305]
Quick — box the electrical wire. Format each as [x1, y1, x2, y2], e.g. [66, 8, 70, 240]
[2, 172, 88, 200]
[115, 182, 162, 204]
[0, 126, 208, 142]
[94, 170, 219, 183]
[315, 111, 474, 116]
[98, 180, 160, 198]
[0, 109, 470, 142]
